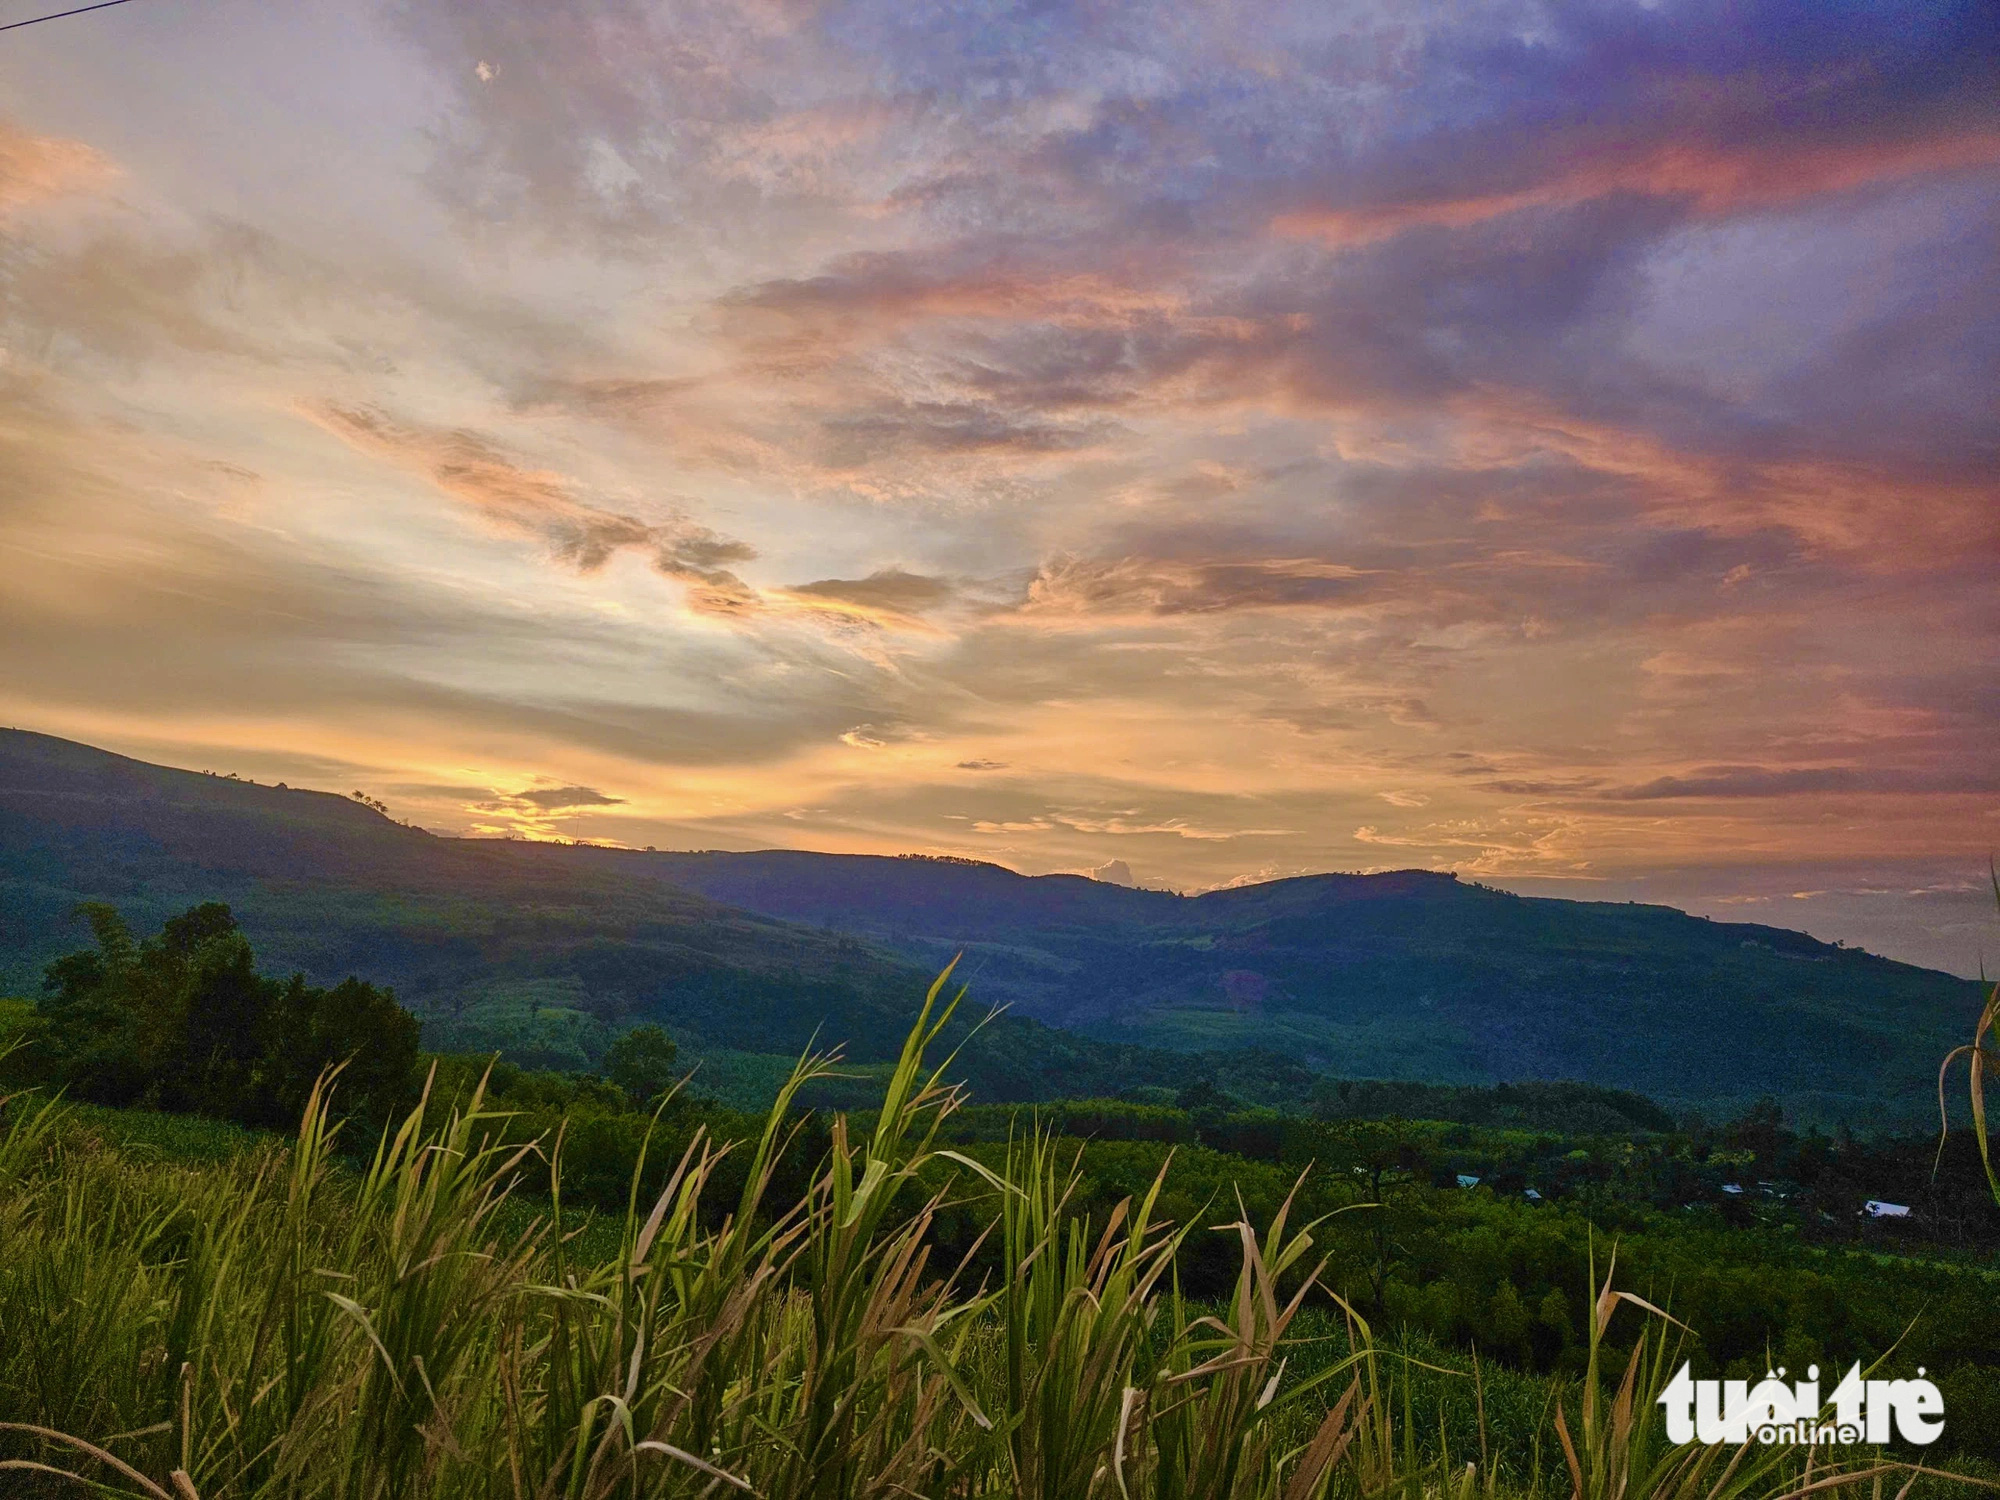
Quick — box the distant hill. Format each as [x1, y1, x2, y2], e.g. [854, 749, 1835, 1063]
[0, 730, 1306, 1104]
[0, 729, 1983, 1125]
[575, 848, 1983, 1125]
[0, 730, 976, 1068]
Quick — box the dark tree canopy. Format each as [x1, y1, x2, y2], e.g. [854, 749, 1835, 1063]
[602, 1023, 679, 1109]
[30, 902, 419, 1137]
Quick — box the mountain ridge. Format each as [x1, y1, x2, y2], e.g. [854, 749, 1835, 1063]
[1, 728, 1982, 1124]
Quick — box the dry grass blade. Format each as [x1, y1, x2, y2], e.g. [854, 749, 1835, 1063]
[1281, 1378, 1359, 1500]
[632, 1439, 757, 1493]
[1939, 863, 2000, 1204]
[1554, 1400, 1585, 1500]
[0, 1421, 176, 1498]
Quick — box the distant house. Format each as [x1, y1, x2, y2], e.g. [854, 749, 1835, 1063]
[1863, 1200, 1910, 1219]
[1721, 1183, 1745, 1196]
[1523, 1188, 1544, 1203]
[1456, 1174, 1481, 1189]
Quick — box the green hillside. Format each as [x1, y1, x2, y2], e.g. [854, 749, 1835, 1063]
[0, 731, 1313, 1104]
[0, 729, 952, 1073]
[1, 728, 1983, 1124]
[580, 848, 1983, 1125]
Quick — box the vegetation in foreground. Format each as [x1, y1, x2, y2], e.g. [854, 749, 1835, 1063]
[1, 974, 1995, 1500]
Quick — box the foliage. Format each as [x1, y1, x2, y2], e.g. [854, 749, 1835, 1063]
[17, 902, 420, 1139]
[3, 993, 1977, 1500]
[603, 1024, 679, 1108]
[1308, 1079, 1677, 1134]
[16, 902, 2000, 1469]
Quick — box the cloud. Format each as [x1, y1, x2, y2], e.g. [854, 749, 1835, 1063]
[463, 780, 633, 837]
[511, 783, 624, 810]
[818, 399, 1113, 464]
[1478, 778, 1609, 797]
[1352, 814, 1592, 875]
[1019, 555, 1382, 620]
[5, 0, 1998, 974]
[0, 120, 116, 212]
[1263, 0, 2000, 252]
[776, 568, 955, 628]
[305, 402, 761, 611]
[1604, 766, 2000, 800]
[1271, 133, 2000, 248]
[314, 399, 964, 636]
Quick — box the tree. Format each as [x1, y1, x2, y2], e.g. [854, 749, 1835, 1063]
[1320, 1118, 1434, 1319]
[1484, 1280, 1531, 1364]
[167, 907, 269, 1117]
[263, 972, 420, 1137]
[603, 1025, 679, 1109]
[36, 904, 150, 1103]
[33, 902, 420, 1136]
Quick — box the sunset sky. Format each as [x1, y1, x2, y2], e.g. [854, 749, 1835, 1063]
[1, 0, 1995, 973]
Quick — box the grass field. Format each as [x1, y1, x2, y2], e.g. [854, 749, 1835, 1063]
[4, 979, 1995, 1500]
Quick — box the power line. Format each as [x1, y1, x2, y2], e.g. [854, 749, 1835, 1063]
[0, 0, 139, 33]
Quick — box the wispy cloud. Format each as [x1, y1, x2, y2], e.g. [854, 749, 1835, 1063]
[305, 402, 763, 612]
[1604, 766, 2000, 800]
[0, 0, 1994, 971]
[0, 119, 116, 212]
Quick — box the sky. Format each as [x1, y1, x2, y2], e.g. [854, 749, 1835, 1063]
[0, 0, 1996, 975]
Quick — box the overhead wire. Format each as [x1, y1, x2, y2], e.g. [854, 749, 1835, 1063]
[1, 0, 140, 34]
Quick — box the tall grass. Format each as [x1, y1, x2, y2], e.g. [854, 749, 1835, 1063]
[0, 978, 1971, 1499]
[1940, 867, 2000, 1207]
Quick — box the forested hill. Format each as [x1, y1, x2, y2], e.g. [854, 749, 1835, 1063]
[1, 729, 1984, 1125]
[0, 729, 946, 1072]
[575, 847, 1983, 1123]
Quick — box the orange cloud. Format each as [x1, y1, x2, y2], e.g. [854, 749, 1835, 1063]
[1016, 555, 1384, 622]
[306, 402, 968, 636]
[302, 401, 762, 613]
[1273, 131, 2000, 245]
[0, 121, 116, 213]
[1438, 393, 2000, 569]
[737, 265, 1189, 331]
[768, 568, 955, 632]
